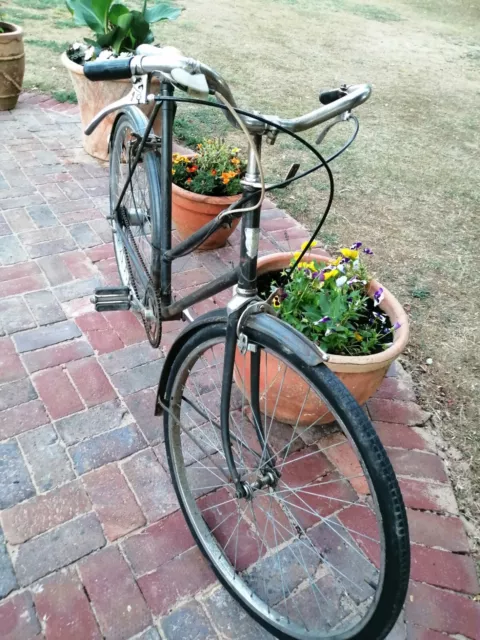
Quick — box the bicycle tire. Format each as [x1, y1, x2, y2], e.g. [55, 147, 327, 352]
[163, 319, 410, 640]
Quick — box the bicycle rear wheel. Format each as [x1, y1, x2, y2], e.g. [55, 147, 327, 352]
[163, 320, 410, 640]
[109, 108, 162, 345]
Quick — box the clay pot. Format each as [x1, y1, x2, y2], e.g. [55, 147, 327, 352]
[172, 182, 241, 250]
[0, 22, 24, 111]
[236, 252, 409, 425]
[61, 52, 160, 161]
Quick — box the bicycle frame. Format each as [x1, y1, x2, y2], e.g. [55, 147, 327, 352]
[113, 80, 264, 323]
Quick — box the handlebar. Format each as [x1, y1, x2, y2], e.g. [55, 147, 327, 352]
[83, 46, 372, 135]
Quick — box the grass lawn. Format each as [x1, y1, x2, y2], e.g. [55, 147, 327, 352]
[10, 0, 480, 554]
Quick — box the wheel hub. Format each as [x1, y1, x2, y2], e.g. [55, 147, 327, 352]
[239, 469, 278, 499]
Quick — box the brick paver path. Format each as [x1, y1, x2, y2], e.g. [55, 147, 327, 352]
[0, 93, 478, 640]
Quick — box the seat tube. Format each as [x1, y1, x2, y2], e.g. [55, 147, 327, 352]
[159, 81, 174, 305]
[237, 134, 263, 295]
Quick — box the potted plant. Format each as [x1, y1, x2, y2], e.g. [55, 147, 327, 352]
[236, 242, 409, 425]
[62, 0, 181, 160]
[0, 17, 24, 111]
[171, 139, 247, 250]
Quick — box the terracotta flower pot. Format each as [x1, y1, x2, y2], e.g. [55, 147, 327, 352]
[0, 22, 24, 111]
[172, 182, 241, 250]
[235, 252, 409, 425]
[61, 52, 160, 161]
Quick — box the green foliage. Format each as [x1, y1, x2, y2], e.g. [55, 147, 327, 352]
[347, 3, 402, 22]
[55, 18, 76, 28]
[173, 103, 229, 147]
[52, 89, 78, 102]
[269, 243, 400, 356]
[65, 0, 181, 54]
[21, 0, 63, 9]
[172, 139, 246, 197]
[6, 8, 44, 22]
[27, 39, 71, 53]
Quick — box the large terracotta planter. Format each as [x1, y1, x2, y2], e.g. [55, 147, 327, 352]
[236, 252, 409, 425]
[61, 52, 160, 161]
[0, 22, 24, 111]
[172, 182, 241, 250]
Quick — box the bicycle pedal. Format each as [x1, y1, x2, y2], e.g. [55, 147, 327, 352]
[91, 286, 132, 312]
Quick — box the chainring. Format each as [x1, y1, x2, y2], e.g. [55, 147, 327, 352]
[143, 283, 162, 348]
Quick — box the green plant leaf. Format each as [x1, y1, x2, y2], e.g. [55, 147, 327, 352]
[96, 30, 117, 48]
[108, 3, 129, 26]
[65, 0, 112, 34]
[144, 3, 182, 23]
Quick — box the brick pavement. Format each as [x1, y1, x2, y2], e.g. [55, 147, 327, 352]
[0, 93, 478, 639]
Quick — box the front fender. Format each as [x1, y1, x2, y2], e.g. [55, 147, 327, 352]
[245, 312, 327, 366]
[155, 308, 327, 416]
[155, 309, 227, 416]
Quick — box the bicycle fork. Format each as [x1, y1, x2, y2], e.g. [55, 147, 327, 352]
[220, 135, 279, 498]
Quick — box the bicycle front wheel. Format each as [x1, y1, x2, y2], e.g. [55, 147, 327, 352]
[163, 320, 410, 640]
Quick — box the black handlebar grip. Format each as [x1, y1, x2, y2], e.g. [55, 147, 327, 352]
[84, 58, 133, 82]
[319, 88, 346, 105]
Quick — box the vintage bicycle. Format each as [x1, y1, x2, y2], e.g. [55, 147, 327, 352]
[83, 46, 410, 640]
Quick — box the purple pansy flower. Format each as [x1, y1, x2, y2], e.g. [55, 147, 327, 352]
[314, 271, 325, 282]
[373, 287, 384, 307]
[348, 276, 367, 286]
[372, 311, 387, 324]
[315, 316, 331, 325]
[363, 247, 374, 255]
[393, 321, 401, 330]
[279, 290, 288, 301]
[350, 242, 362, 250]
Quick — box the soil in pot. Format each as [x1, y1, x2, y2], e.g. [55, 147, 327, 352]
[172, 182, 241, 250]
[0, 22, 24, 111]
[235, 252, 409, 425]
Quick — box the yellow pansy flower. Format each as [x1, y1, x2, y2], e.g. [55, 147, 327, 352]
[354, 331, 363, 341]
[339, 248, 359, 260]
[323, 269, 339, 281]
[300, 240, 318, 251]
[330, 256, 342, 266]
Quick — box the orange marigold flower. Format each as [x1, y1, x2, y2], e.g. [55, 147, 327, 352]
[231, 157, 240, 165]
[211, 169, 217, 176]
[186, 177, 192, 184]
[221, 171, 231, 185]
[186, 165, 198, 173]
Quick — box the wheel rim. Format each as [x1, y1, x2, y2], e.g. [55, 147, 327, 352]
[110, 121, 154, 299]
[166, 336, 388, 639]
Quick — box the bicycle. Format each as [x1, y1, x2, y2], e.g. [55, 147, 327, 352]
[83, 46, 410, 640]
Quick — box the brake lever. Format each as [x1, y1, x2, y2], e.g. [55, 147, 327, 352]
[315, 111, 351, 145]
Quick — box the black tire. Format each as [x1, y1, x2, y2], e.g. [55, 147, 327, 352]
[109, 107, 161, 300]
[163, 320, 410, 640]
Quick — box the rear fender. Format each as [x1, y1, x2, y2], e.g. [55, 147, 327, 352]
[108, 106, 150, 153]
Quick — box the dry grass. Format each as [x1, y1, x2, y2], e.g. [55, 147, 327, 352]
[14, 0, 480, 553]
